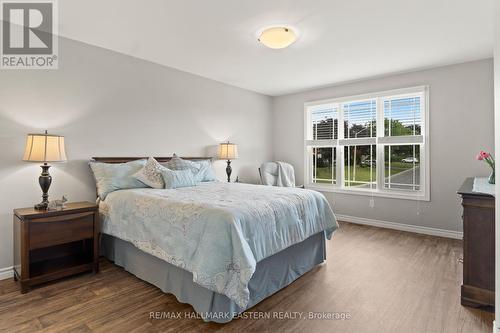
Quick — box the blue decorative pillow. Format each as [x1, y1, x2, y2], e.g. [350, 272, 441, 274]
[89, 160, 147, 200]
[160, 168, 197, 189]
[163, 154, 215, 182]
[195, 160, 216, 182]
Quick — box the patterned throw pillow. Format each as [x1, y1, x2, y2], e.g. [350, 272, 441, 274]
[133, 157, 166, 189]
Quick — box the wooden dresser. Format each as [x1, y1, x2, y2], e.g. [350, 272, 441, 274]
[457, 178, 495, 308]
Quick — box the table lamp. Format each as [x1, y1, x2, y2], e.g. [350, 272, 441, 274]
[217, 141, 238, 182]
[22, 130, 67, 210]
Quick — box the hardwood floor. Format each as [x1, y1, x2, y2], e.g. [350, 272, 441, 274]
[0, 222, 494, 333]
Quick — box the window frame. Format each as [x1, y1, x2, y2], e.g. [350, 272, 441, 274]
[303, 86, 430, 201]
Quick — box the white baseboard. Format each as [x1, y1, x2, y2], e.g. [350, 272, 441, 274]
[0, 266, 13, 280]
[337, 214, 463, 239]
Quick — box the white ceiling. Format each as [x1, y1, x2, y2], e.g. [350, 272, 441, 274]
[59, 0, 494, 96]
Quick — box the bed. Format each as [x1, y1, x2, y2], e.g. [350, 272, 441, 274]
[92, 157, 338, 323]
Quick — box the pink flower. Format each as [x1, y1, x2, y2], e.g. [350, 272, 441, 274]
[477, 150, 491, 161]
[480, 151, 491, 159]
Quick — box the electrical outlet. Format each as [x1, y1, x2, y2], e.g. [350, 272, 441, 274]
[369, 198, 375, 208]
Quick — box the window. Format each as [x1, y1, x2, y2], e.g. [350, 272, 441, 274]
[304, 86, 429, 200]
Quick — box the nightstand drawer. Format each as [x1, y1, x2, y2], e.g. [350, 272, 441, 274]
[29, 212, 94, 250]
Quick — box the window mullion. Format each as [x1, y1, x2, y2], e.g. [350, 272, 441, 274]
[304, 105, 310, 186]
[376, 97, 385, 191]
[337, 103, 344, 188]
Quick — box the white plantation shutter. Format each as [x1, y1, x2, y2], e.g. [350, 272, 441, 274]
[384, 94, 422, 137]
[310, 104, 338, 140]
[343, 99, 376, 139]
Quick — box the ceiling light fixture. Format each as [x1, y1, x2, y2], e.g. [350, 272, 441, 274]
[258, 26, 297, 49]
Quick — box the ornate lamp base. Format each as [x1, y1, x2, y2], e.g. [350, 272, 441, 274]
[35, 163, 52, 210]
[34, 201, 49, 210]
[226, 160, 232, 182]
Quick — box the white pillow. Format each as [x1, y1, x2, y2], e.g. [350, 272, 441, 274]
[133, 157, 166, 189]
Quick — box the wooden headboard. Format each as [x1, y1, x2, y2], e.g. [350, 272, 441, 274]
[91, 157, 213, 164]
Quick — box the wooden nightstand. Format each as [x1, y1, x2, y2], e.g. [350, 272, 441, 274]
[13, 202, 99, 293]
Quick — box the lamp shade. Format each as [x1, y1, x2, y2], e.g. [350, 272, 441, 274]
[217, 142, 238, 160]
[22, 131, 67, 162]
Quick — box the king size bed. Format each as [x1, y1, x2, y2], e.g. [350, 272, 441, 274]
[91, 156, 338, 323]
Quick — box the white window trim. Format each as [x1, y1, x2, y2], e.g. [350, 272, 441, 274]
[303, 85, 430, 201]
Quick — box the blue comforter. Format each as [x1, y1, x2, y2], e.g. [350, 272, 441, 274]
[100, 182, 338, 308]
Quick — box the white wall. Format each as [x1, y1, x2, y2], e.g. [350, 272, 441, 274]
[272, 59, 494, 233]
[0, 37, 273, 270]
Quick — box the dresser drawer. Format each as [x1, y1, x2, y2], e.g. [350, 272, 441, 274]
[29, 212, 95, 250]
